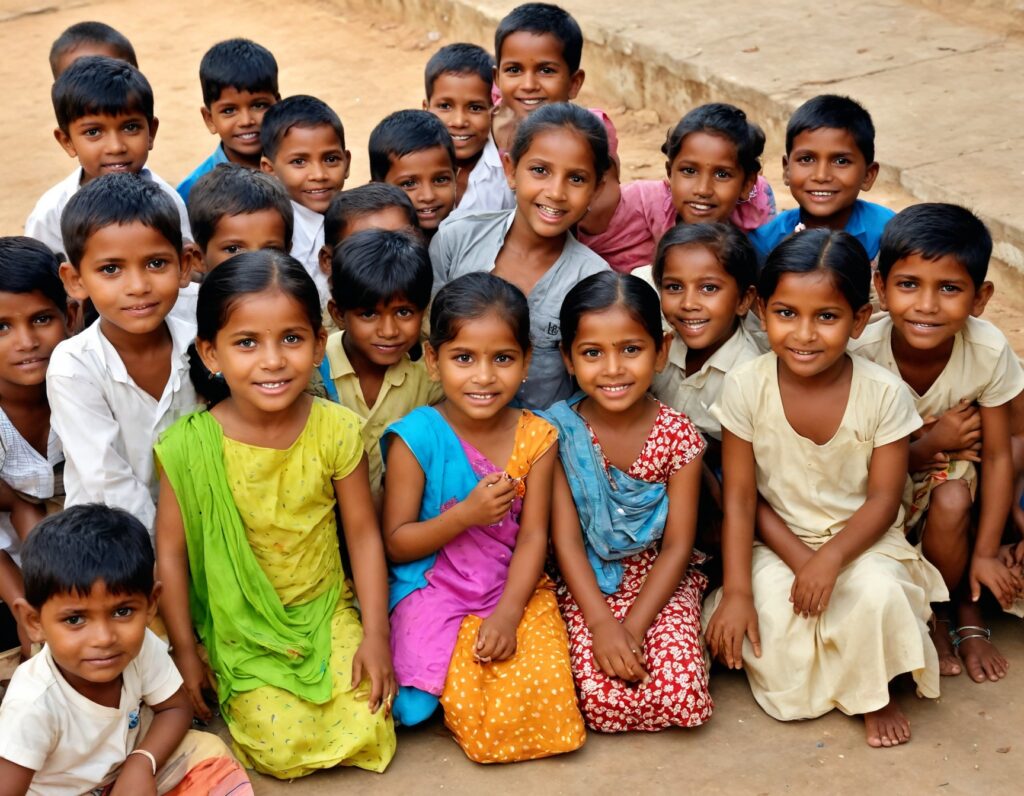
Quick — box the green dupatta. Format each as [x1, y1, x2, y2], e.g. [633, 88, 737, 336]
[156, 410, 339, 706]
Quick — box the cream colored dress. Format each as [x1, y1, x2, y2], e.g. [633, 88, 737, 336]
[705, 353, 948, 720]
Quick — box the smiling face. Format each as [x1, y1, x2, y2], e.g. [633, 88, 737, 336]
[201, 209, 289, 271]
[425, 72, 493, 164]
[202, 87, 277, 165]
[0, 290, 70, 389]
[495, 32, 583, 118]
[667, 131, 755, 225]
[55, 111, 156, 183]
[383, 146, 456, 231]
[261, 123, 350, 213]
[339, 295, 425, 370]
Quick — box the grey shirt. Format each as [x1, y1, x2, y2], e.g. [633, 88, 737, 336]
[430, 210, 610, 409]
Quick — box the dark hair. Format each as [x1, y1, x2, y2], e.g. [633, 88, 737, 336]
[260, 95, 345, 161]
[49, 21, 137, 78]
[324, 183, 418, 247]
[52, 55, 154, 133]
[22, 504, 154, 609]
[368, 110, 456, 182]
[495, 3, 584, 73]
[878, 203, 992, 288]
[0, 237, 68, 314]
[199, 38, 279, 107]
[653, 222, 757, 293]
[331, 229, 432, 312]
[559, 271, 664, 353]
[510, 102, 610, 181]
[61, 173, 182, 267]
[758, 228, 871, 310]
[661, 103, 765, 177]
[786, 94, 875, 164]
[429, 272, 530, 352]
[425, 43, 495, 98]
[188, 163, 294, 251]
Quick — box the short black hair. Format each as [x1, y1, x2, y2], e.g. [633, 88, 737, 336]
[199, 38, 279, 107]
[324, 183, 418, 247]
[495, 3, 584, 73]
[62, 173, 183, 267]
[52, 55, 154, 133]
[424, 43, 495, 99]
[188, 163, 294, 251]
[662, 103, 765, 177]
[786, 94, 876, 164]
[878, 203, 992, 288]
[22, 504, 154, 609]
[0, 237, 68, 314]
[368, 110, 456, 182]
[49, 21, 137, 78]
[331, 229, 432, 312]
[260, 95, 345, 162]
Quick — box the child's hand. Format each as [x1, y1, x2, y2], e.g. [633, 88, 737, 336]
[475, 610, 518, 663]
[590, 617, 648, 683]
[998, 540, 1024, 573]
[352, 632, 397, 715]
[171, 647, 215, 722]
[790, 546, 842, 617]
[921, 400, 981, 454]
[458, 472, 517, 527]
[705, 593, 761, 669]
[109, 753, 157, 796]
[970, 554, 1024, 609]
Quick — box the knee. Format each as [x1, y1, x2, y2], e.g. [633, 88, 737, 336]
[926, 482, 973, 534]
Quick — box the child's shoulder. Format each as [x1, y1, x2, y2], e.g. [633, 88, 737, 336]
[563, 232, 612, 277]
[848, 314, 893, 358]
[749, 207, 801, 254]
[850, 350, 912, 393]
[960, 314, 1015, 354]
[851, 198, 896, 224]
[46, 320, 104, 378]
[2, 647, 62, 707]
[311, 395, 364, 430]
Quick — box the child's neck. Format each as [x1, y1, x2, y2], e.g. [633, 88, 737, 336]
[889, 327, 955, 395]
[455, 151, 484, 202]
[55, 659, 123, 709]
[439, 401, 520, 467]
[214, 392, 313, 450]
[222, 141, 261, 170]
[797, 204, 856, 232]
[99, 318, 175, 401]
[0, 380, 51, 455]
[684, 321, 738, 376]
[578, 393, 659, 473]
[343, 333, 391, 409]
[493, 213, 566, 296]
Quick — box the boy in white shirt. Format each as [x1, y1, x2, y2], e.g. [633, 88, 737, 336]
[26, 56, 191, 260]
[47, 174, 199, 535]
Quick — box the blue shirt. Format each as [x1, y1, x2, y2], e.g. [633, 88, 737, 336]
[176, 144, 230, 204]
[749, 199, 895, 261]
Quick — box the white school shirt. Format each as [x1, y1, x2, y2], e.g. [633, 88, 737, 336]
[289, 200, 331, 309]
[447, 136, 516, 222]
[25, 167, 193, 259]
[0, 629, 182, 796]
[46, 316, 200, 534]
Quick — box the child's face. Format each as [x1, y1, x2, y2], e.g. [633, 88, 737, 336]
[0, 291, 71, 389]
[60, 221, 189, 340]
[783, 127, 878, 229]
[425, 310, 528, 423]
[496, 32, 583, 118]
[261, 124, 350, 214]
[425, 72, 493, 163]
[876, 253, 992, 353]
[505, 128, 601, 240]
[659, 244, 754, 355]
[563, 304, 670, 414]
[55, 111, 157, 183]
[383, 147, 456, 232]
[23, 581, 156, 697]
[201, 209, 290, 272]
[197, 288, 326, 415]
[201, 87, 277, 164]
[667, 132, 756, 226]
[761, 270, 870, 380]
[336, 295, 424, 369]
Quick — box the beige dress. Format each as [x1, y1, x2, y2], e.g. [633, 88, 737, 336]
[705, 353, 948, 720]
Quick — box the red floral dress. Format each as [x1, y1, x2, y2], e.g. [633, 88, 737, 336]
[556, 402, 713, 732]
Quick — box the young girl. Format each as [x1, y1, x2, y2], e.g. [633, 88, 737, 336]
[155, 252, 396, 779]
[429, 102, 611, 410]
[548, 271, 711, 732]
[704, 229, 947, 748]
[383, 272, 585, 763]
[578, 103, 775, 273]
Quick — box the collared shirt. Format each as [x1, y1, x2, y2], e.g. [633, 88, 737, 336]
[0, 409, 63, 562]
[25, 168, 193, 259]
[324, 331, 442, 505]
[46, 316, 200, 534]
[290, 200, 331, 309]
[447, 136, 516, 222]
[175, 143, 230, 203]
[749, 199, 895, 262]
[653, 322, 763, 440]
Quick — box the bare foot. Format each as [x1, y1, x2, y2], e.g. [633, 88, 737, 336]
[956, 631, 1008, 683]
[864, 699, 911, 748]
[929, 616, 961, 676]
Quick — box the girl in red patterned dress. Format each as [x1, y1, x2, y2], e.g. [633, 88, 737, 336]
[547, 271, 712, 732]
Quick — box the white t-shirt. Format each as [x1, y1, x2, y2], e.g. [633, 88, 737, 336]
[289, 200, 331, 310]
[0, 629, 182, 795]
[447, 136, 516, 222]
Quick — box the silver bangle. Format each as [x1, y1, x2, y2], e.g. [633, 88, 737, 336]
[128, 748, 157, 776]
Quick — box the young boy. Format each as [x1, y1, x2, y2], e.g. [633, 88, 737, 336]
[260, 95, 350, 308]
[424, 43, 514, 220]
[26, 56, 192, 260]
[0, 504, 251, 795]
[176, 38, 280, 203]
[750, 94, 893, 262]
[186, 163, 293, 274]
[849, 203, 1024, 685]
[48, 20, 137, 78]
[368, 110, 457, 239]
[47, 174, 198, 536]
[325, 228, 440, 507]
[491, 3, 586, 152]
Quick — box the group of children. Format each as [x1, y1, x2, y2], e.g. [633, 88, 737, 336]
[0, 2, 1021, 792]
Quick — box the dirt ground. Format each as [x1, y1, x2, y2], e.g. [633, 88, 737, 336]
[2, 0, 1024, 792]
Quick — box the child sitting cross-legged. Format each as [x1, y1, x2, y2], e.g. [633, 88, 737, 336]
[0, 504, 252, 795]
